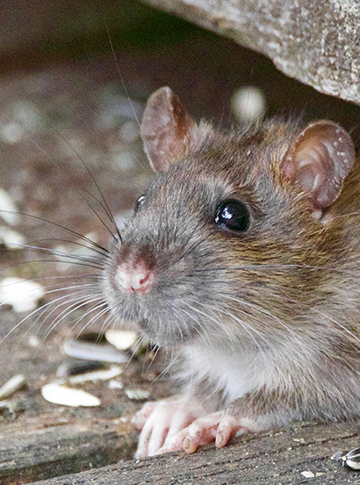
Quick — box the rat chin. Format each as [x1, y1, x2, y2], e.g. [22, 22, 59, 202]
[137, 317, 199, 347]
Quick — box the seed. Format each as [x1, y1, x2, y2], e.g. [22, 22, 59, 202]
[332, 447, 360, 470]
[0, 374, 25, 399]
[41, 383, 101, 407]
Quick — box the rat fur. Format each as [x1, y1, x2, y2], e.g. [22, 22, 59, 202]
[100, 87, 360, 456]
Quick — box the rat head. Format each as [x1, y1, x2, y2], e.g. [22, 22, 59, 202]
[103, 87, 356, 348]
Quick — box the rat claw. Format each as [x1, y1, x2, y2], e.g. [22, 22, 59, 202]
[162, 411, 253, 454]
[184, 435, 199, 454]
[215, 416, 242, 448]
[133, 399, 209, 457]
[132, 401, 255, 457]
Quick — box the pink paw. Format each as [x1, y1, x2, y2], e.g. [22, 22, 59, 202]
[131, 399, 208, 458]
[132, 401, 260, 457]
[158, 411, 257, 454]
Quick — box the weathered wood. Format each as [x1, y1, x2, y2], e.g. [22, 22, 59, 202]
[31, 421, 360, 484]
[0, 413, 137, 484]
[139, 0, 360, 105]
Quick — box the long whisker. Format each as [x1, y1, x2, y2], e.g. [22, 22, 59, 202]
[2, 242, 104, 268]
[70, 303, 110, 338]
[42, 295, 106, 340]
[267, 291, 360, 347]
[25, 238, 109, 261]
[151, 345, 182, 382]
[23, 128, 121, 242]
[103, 19, 142, 135]
[0, 209, 108, 253]
[175, 222, 209, 264]
[221, 293, 298, 337]
[185, 298, 267, 352]
[0, 291, 88, 344]
[0, 257, 104, 274]
[331, 211, 360, 220]
[193, 263, 355, 276]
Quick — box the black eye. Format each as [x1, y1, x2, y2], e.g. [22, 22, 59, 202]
[214, 199, 250, 232]
[134, 195, 146, 213]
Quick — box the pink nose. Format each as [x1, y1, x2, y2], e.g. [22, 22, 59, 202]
[116, 263, 155, 296]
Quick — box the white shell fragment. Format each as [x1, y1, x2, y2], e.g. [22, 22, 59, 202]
[0, 400, 16, 413]
[124, 388, 150, 401]
[0, 227, 25, 247]
[0, 121, 24, 144]
[108, 379, 123, 390]
[301, 471, 315, 478]
[41, 383, 101, 407]
[62, 339, 128, 363]
[231, 86, 266, 124]
[0, 188, 19, 225]
[105, 329, 138, 350]
[344, 448, 360, 470]
[28, 335, 41, 347]
[332, 447, 360, 470]
[0, 374, 25, 399]
[68, 366, 122, 385]
[0, 278, 45, 313]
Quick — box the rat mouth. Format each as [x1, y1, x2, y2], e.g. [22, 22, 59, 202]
[104, 269, 214, 347]
[136, 314, 200, 347]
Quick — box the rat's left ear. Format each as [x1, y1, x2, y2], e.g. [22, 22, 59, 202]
[281, 121, 355, 209]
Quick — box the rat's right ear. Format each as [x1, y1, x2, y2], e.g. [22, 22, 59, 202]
[281, 121, 355, 209]
[140, 87, 198, 173]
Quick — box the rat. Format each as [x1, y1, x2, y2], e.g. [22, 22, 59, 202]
[100, 86, 360, 458]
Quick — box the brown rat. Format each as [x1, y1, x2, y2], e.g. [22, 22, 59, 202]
[101, 86, 360, 457]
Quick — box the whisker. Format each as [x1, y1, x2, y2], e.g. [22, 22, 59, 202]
[103, 18, 142, 138]
[267, 291, 360, 347]
[1, 242, 104, 269]
[152, 346, 182, 382]
[0, 257, 104, 275]
[222, 293, 298, 337]
[175, 224, 209, 265]
[0, 291, 87, 344]
[194, 263, 355, 276]
[0, 209, 109, 253]
[28, 238, 109, 259]
[42, 295, 106, 340]
[23, 117, 122, 242]
[72, 303, 110, 338]
[331, 211, 360, 220]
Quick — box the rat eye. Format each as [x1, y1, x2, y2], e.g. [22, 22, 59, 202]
[214, 200, 250, 232]
[134, 195, 146, 213]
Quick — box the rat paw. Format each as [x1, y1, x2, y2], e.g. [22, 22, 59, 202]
[132, 399, 208, 458]
[131, 401, 158, 430]
[158, 411, 259, 454]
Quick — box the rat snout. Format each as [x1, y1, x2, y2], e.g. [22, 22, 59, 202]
[115, 260, 156, 296]
[114, 238, 157, 297]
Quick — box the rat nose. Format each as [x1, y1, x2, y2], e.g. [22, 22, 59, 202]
[116, 262, 155, 296]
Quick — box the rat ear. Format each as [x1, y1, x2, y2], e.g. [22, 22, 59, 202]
[140, 87, 197, 173]
[281, 121, 355, 209]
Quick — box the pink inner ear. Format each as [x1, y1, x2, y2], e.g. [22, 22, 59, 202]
[292, 139, 330, 191]
[140, 87, 196, 173]
[296, 164, 317, 191]
[282, 121, 355, 209]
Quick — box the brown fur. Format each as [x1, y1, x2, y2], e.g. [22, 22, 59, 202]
[103, 87, 360, 442]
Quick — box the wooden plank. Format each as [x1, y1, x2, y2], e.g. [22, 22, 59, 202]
[0, 412, 138, 484]
[31, 421, 360, 485]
